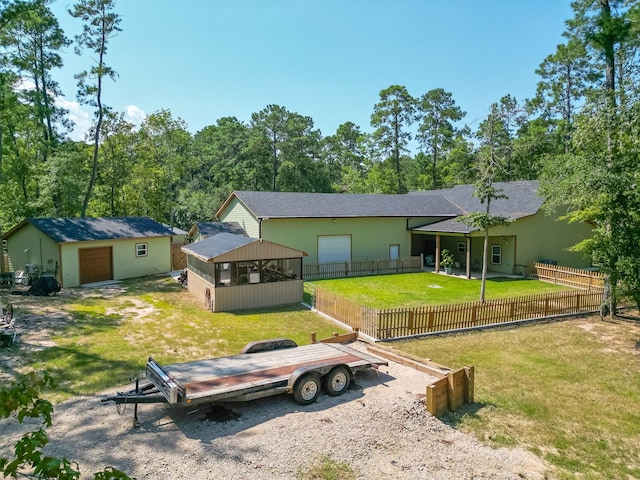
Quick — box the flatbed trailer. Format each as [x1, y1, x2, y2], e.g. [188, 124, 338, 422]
[103, 339, 387, 424]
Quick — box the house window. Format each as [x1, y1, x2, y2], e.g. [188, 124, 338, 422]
[491, 244, 502, 265]
[457, 241, 466, 254]
[135, 243, 148, 257]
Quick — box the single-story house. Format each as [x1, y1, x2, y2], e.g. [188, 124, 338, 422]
[182, 232, 307, 312]
[1, 217, 174, 287]
[188, 221, 246, 242]
[216, 180, 594, 278]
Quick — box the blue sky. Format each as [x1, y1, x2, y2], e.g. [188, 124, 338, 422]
[48, 0, 574, 142]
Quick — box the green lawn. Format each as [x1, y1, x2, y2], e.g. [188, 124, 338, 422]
[3, 273, 637, 479]
[1, 276, 347, 402]
[306, 272, 573, 308]
[394, 316, 640, 480]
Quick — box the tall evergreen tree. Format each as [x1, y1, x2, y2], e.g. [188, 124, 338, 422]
[370, 85, 416, 193]
[70, 0, 120, 217]
[416, 88, 465, 190]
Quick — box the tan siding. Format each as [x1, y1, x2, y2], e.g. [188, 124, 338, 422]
[187, 271, 303, 312]
[486, 212, 593, 268]
[261, 217, 411, 264]
[213, 281, 303, 312]
[215, 241, 306, 262]
[187, 270, 214, 311]
[6, 224, 60, 281]
[218, 198, 260, 238]
[61, 237, 171, 287]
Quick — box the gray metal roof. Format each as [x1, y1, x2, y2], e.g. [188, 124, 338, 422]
[229, 191, 463, 218]
[182, 233, 256, 261]
[23, 217, 174, 243]
[194, 221, 247, 238]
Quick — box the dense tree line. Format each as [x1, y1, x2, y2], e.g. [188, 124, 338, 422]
[2, 1, 640, 310]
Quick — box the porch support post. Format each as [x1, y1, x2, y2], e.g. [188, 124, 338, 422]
[466, 236, 471, 279]
[435, 234, 441, 272]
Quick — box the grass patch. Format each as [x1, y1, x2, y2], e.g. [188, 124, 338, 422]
[394, 317, 640, 479]
[306, 272, 572, 308]
[296, 455, 356, 480]
[3, 276, 347, 403]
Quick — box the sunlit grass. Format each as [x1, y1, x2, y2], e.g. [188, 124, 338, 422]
[6, 276, 346, 402]
[306, 272, 572, 308]
[394, 317, 640, 480]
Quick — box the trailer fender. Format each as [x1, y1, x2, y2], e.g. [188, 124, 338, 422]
[287, 363, 352, 391]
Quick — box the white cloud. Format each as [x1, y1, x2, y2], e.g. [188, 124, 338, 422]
[55, 96, 92, 142]
[124, 104, 146, 126]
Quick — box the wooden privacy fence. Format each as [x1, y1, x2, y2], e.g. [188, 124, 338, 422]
[532, 262, 605, 291]
[311, 287, 605, 340]
[171, 242, 187, 270]
[304, 256, 422, 280]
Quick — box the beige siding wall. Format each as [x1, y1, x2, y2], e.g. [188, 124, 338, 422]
[261, 217, 412, 264]
[187, 270, 213, 311]
[218, 198, 260, 238]
[485, 212, 593, 269]
[422, 213, 592, 275]
[187, 269, 303, 312]
[215, 241, 305, 262]
[6, 224, 60, 279]
[60, 236, 171, 287]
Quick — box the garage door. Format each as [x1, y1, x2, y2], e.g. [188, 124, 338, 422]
[79, 247, 113, 285]
[318, 235, 351, 264]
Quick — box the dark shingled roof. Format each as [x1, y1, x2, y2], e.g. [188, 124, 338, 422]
[228, 191, 463, 218]
[181, 233, 256, 261]
[410, 180, 542, 219]
[195, 221, 246, 238]
[413, 217, 479, 234]
[24, 217, 174, 243]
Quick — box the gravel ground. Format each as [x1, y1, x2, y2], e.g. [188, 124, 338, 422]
[0, 284, 547, 479]
[0, 342, 546, 480]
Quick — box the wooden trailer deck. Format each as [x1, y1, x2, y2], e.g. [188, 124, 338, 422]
[148, 342, 387, 405]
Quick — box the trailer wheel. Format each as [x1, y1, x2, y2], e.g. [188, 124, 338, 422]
[324, 366, 350, 396]
[293, 375, 321, 405]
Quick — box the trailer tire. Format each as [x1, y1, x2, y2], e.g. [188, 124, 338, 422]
[324, 366, 350, 396]
[293, 375, 321, 405]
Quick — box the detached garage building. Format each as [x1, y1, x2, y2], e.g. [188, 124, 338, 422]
[2, 217, 174, 287]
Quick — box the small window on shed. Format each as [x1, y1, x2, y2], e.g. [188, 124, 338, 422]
[135, 243, 148, 257]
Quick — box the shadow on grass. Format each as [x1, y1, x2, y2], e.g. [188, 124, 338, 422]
[439, 401, 489, 428]
[486, 277, 530, 283]
[230, 303, 310, 316]
[28, 345, 145, 397]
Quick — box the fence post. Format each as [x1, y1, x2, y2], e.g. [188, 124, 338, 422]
[427, 311, 434, 331]
[464, 366, 474, 403]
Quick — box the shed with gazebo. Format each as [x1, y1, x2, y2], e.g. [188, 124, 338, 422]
[182, 232, 307, 312]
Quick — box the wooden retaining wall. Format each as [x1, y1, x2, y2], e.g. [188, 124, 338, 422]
[364, 343, 474, 417]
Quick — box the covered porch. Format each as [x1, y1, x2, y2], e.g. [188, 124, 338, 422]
[411, 219, 520, 279]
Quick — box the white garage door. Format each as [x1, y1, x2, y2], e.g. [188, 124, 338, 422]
[318, 235, 351, 264]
